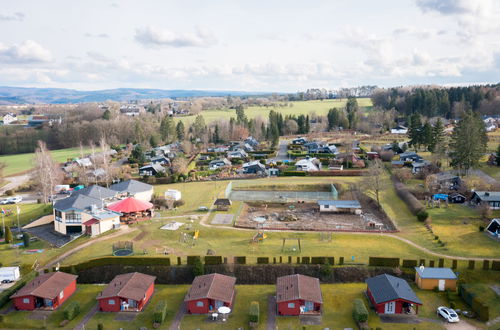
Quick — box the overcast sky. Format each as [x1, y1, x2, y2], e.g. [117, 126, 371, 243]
[0, 0, 499, 92]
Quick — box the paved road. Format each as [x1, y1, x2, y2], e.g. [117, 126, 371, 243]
[272, 140, 289, 162]
[468, 169, 498, 185]
[0, 173, 31, 196]
[74, 303, 99, 330]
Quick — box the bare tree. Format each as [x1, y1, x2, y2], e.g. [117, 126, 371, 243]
[171, 157, 188, 174]
[33, 141, 63, 203]
[362, 159, 387, 207]
[99, 136, 113, 187]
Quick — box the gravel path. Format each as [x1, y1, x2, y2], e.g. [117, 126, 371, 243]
[169, 301, 186, 330]
[73, 303, 99, 330]
[267, 295, 276, 330]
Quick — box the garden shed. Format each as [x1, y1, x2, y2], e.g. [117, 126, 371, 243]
[414, 266, 457, 291]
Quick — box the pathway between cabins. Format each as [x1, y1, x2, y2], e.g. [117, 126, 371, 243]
[267, 295, 276, 330]
[39, 225, 137, 271]
[169, 301, 186, 330]
[73, 303, 99, 330]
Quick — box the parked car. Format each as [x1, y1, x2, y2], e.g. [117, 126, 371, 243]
[0, 199, 9, 205]
[437, 306, 460, 323]
[198, 206, 208, 212]
[1, 279, 14, 284]
[6, 196, 22, 204]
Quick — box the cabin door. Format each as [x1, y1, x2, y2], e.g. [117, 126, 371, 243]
[384, 301, 395, 314]
[304, 301, 314, 312]
[438, 280, 445, 291]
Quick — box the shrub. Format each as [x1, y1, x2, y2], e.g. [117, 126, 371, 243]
[479, 225, 485, 232]
[192, 257, 204, 276]
[97, 323, 104, 330]
[369, 257, 399, 267]
[5, 190, 14, 196]
[234, 256, 246, 264]
[320, 262, 332, 277]
[4, 226, 13, 244]
[339, 257, 344, 265]
[60, 257, 171, 273]
[483, 260, 490, 270]
[187, 256, 201, 265]
[402, 260, 417, 268]
[22, 233, 30, 248]
[204, 256, 223, 265]
[257, 257, 269, 264]
[249, 301, 260, 323]
[282, 171, 306, 176]
[153, 300, 167, 324]
[301, 257, 310, 264]
[173, 199, 185, 208]
[352, 299, 368, 323]
[468, 260, 475, 270]
[491, 260, 500, 271]
[63, 301, 80, 321]
[416, 210, 429, 222]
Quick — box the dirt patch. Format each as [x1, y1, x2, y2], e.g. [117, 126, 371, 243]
[132, 231, 147, 241]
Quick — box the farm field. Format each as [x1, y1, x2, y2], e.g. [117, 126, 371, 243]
[0, 146, 97, 177]
[174, 98, 373, 125]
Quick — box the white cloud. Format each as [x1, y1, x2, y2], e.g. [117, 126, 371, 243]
[134, 25, 217, 47]
[0, 40, 53, 63]
[0, 12, 25, 21]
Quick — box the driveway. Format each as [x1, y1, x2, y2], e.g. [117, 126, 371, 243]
[74, 303, 99, 330]
[0, 173, 31, 196]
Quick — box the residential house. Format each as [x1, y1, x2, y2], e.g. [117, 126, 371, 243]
[267, 168, 280, 177]
[1, 113, 17, 125]
[470, 191, 500, 209]
[110, 180, 154, 202]
[365, 274, 422, 314]
[292, 137, 307, 145]
[150, 156, 171, 166]
[120, 105, 145, 116]
[27, 114, 61, 127]
[227, 150, 248, 159]
[139, 163, 165, 176]
[486, 219, 499, 239]
[209, 158, 232, 170]
[97, 272, 156, 312]
[75, 157, 93, 168]
[448, 193, 466, 204]
[317, 200, 362, 214]
[411, 161, 431, 174]
[433, 172, 461, 190]
[391, 125, 408, 134]
[185, 273, 236, 314]
[295, 157, 321, 171]
[242, 161, 266, 174]
[245, 136, 259, 147]
[366, 152, 380, 160]
[276, 274, 322, 316]
[399, 152, 423, 163]
[414, 267, 457, 291]
[10, 272, 77, 311]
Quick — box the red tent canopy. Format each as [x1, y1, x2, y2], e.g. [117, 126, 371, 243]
[107, 197, 153, 213]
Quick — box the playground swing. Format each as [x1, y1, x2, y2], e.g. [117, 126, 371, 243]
[281, 238, 302, 253]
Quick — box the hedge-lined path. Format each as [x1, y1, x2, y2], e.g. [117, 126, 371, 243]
[39, 225, 137, 272]
[198, 201, 500, 262]
[74, 303, 98, 330]
[267, 295, 276, 330]
[169, 301, 186, 330]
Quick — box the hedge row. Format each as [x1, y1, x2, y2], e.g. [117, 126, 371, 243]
[153, 300, 168, 324]
[393, 178, 425, 215]
[234, 256, 246, 264]
[249, 301, 260, 323]
[309, 170, 364, 176]
[187, 256, 201, 266]
[60, 257, 171, 273]
[282, 171, 307, 176]
[459, 283, 489, 321]
[369, 257, 399, 267]
[352, 298, 368, 323]
[257, 257, 269, 264]
[63, 301, 80, 321]
[402, 259, 418, 268]
[491, 260, 500, 271]
[204, 256, 223, 265]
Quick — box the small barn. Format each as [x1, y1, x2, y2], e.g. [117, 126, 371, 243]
[365, 274, 422, 314]
[317, 200, 362, 214]
[10, 272, 77, 311]
[97, 272, 156, 312]
[185, 273, 236, 314]
[486, 218, 500, 239]
[276, 274, 322, 316]
[414, 266, 457, 291]
[448, 193, 466, 204]
[214, 198, 231, 211]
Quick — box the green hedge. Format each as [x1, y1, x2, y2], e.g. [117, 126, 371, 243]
[402, 260, 417, 268]
[483, 260, 490, 270]
[204, 256, 223, 265]
[352, 298, 368, 323]
[187, 256, 201, 266]
[369, 257, 399, 267]
[234, 256, 246, 264]
[301, 257, 310, 264]
[249, 301, 260, 323]
[153, 300, 168, 324]
[311, 257, 334, 265]
[60, 257, 171, 273]
[491, 260, 500, 271]
[63, 301, 80, 321]
[459, 283, 489, 321]
[282, 171, 306, 176]
[257, 257, 269, 264]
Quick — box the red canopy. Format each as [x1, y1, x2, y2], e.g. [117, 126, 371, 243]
[107, 197, 153, 213]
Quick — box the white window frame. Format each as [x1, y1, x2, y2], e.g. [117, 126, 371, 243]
[287, 302, 295, 308]
[196, 301, 204, 307]
[108, 299, 115, 305]
[59, 291, 64, 299]
[23, 298, 30, 304]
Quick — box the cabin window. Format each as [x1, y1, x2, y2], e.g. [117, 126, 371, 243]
[65, 211, 81, 223]
[196, 301, 204, 307]
[59, 291, 64, 299]
[23, 298, 30, 304]
[288, 303, 295, 308]
[108, 299, 115, 305]
[324, 205, 329, 209]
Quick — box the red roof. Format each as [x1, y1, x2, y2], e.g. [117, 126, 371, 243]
[83, 218, 99, 226]
[107, 197, 153, 213]
[276, 274, 323, 303]
[185, 273, 236, 303]
[10, 272, 77, 299]
[97, 272, 156, 301]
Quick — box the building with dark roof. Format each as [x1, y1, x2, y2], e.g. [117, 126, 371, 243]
[185, 273, 236, 314]
[365, 274, 422, 314]
[110, 179, 153, 202]
[71, 185, 118, 201]
[276, 274, 322, 315]
[471, 191, 500, 209]
[97, 272, 156, 312]
[10, 272, 77, 310]
[414, 267, 457, 291]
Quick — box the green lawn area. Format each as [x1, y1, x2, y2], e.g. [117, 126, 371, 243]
[175, 98, 372, 125]
[0, 146, 97, 177]
[86, 284, 187, 330]
[1, 203, 52, 227]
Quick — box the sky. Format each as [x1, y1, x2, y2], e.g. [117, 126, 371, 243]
[0, 0, 499, 92]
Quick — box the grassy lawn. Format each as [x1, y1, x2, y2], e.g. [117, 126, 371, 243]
[0, 284, 102, 329]
[175, 98, 372, 125]
[85, 284, 187, 330]
[0, 146, 97, 177]
[0, 203, 52, 227]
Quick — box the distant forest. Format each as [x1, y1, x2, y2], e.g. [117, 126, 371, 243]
[371, 84, 500, 118]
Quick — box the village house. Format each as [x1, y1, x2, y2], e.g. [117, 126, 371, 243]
[245, 136, 259, 147]
[366, 274, 422, 314]
[242, 160, 266, 174]
[486, 219, 499, 239]
[227, 149, 248, 159]
[185, 273, 236, 314]
[399, 152, 423, 163]
[391, 125, 408, 134]
[120, 105, 145, 116]
[292, 137, 308, 145]
[295, 157, 321, 171]
[276, 274, 322, 316]
[110, 180, 154, 202]
[150, 155, 170, 166]
[448, 192, 466, 204]
[1, 112, 17, 125]
[317, 200, 362, 214]
[414, 266, 457, 291]
[10, 272, 77, 311]
[97, 272, 156, 312]
[139, 163, 166, 176]
[432, 172, 462, 190]
[411, 161, 432, 174]
[470, 191, 500, 209]
[209, 158, 232, 170]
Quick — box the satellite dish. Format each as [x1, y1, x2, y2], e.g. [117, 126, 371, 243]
[419, 265, 425, 272]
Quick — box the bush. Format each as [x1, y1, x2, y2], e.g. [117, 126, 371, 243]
[416, 210, 429, 222]
[97, 323, 104, 330]
[352, 299, 368, 323]
[320, 262, 332, 277]
[369, 257, 399, 267]
[479, 225, 485, 232]
[22, 233, 30, 248]
[153, 300, 168, 324]
[204, 256, 223, 265]
[4, 226, 13, 244]
[173, 199, 185, 208]
[192, 257, 204, 276]
[5, 190, 14, 196]
[492, 260, 500, 271]
[249, 301, 260, 323]
[282, 171, 306, 176]
[257, 257, 269, 264]
[402, 260, 417, 268]
[234, 256, 246, 264]
[63, 301, 80, 321]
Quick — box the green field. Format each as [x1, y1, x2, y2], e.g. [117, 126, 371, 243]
[0, 147, 97, 177]
[175, 98, 373, 125]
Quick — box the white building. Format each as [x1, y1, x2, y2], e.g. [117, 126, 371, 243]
[0, 266, 20, 281]
[391, 125, 408, 134]
[295, 157, 321, 171]
[2, 113, 17, 125]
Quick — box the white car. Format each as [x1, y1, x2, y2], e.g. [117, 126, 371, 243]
[0, 199, 9, 205]
[6, 196, 22, 204]
[437, 306, 460, 323]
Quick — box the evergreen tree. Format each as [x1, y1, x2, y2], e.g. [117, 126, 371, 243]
[176, 121, 185, 141]
[192, 115, 206, 140]
[449, 110, 487, 175]
[149, 135, 159, 148]
[305, 115, 310, 133]
[5, 226, 13, 244]
[235, 105, 247, 126]
[213, 125, 221, 144]
[429, 118, 445, 152]
[131, 144, 146, 165]
[22, 232, 30, 248]
[102, 109, 111, 120]
[159, 115, 175, 142]
[407, 113, 422, 150]
[421, 121, 433, 151]
[327, 108, 340, 130]
[346, 97, 358, 129]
